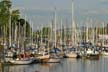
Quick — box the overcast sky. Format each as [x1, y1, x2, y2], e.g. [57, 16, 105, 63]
[11, 0, 108, 30]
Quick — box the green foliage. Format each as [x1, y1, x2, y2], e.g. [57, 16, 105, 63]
[11, 9, 20, 24]
[0, 0, 31, 40]
[41, 27, 51, 38]
[35, 27, 51, 39]
[42, 27, 51, 38]
[0, 0, 11, 23]
[17, 18, 31, 37]
[0, 0, 12, 37]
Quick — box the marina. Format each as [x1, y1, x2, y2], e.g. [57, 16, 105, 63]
[0, 0, 108, 72]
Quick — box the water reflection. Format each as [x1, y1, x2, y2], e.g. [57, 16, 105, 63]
[2, 56, 108, 72]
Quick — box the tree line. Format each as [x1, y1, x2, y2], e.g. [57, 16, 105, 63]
[0, 0, 31, 42]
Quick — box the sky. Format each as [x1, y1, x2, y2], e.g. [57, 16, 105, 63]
[11, 0, 108, 30]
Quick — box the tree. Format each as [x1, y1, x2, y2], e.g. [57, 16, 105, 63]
[17, 18, 31, 37]
[0, 0, 11, 26]
[11, 9, 20, 25]
[35, 27, 51, 43]
[0, 0, 31, 45]
[42, 27, 51, 38]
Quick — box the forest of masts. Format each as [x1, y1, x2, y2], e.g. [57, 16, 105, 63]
[0, 0, 108, 48]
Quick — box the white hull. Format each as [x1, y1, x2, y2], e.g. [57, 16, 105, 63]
[66, 53, 77, 58]
[9, 58, 34, 65]
[47, 58, 61, 63]
[37, 55, 50, 60]
[102, 52, 108, 56]
[47, 54, 61, 63]
[5, 51, 13, 58]
[86, 49, 99, 55]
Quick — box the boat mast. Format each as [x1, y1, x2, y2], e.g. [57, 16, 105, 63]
[3, 24, 6, 45]
[91, 19, 95, 45]
[102, 22, 105, 47]
[60, 18, 63, 45]
[94, 20, 97, 45]
[9, 11, 11, 47]
[18, 22, 20, 48]
[24, 16, 26, 41]
[29, 20, 32, 46]
[41, 25, 43, 45]
[86, 17, 89, 42]
[23, 16, 26, 49]
[64, 19, 66, 45]
[31, 21, 33, 45]
[54, 8, 57, 47]
[50, 20, 53, 42]
[14, 22, 17, 43]
[71, 0, 76, 46]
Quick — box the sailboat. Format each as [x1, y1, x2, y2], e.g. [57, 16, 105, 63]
[65, 1, 80, 58]
[36, 46, 50, 62]
[101, 51, 108, 56]
[9, 17, 35, 65]
[47, 8, 61, 63]
[36, 25, 50, 62]
[85, 18, 99, 59]
[47, 47, 61, 63]
[9, 57, 34, 65]
[101, 22, 108, 56]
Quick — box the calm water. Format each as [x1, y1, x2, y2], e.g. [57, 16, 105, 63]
[1, 56, 108, 72]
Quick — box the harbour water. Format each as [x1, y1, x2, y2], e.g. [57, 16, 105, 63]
[1, 56, 108, 72]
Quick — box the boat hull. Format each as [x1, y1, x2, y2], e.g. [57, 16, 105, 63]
[102, 52, 108, 56]
[66, 53, 78, 58]
[37, 55, 50, 60]
[47, 58, 61, 63]
[86, 54, 99, 60]
[9, 58, 34, 65]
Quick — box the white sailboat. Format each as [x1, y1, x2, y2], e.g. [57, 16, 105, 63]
[86, 48, 99, 60]
[36, 25, 50, 62]
[65, 1, 78, 58]
[101, 51, 108, 56]
[47, 8, 61, 63]
[9, 57, 34, 65]
[85, 19, 99, 59]
[47, 53, 61, 63]
[66, 52, 77, 58]
[9, 17, 35, 64]
[101, 22, 108, 56]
